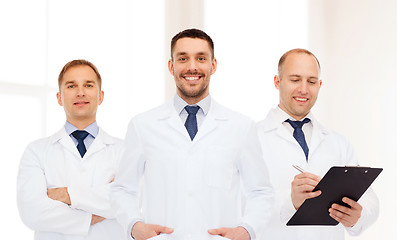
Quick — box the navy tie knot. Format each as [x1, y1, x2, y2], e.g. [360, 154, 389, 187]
[184, 105, 200, 140]
[72, 130, 89, 157]
[286, 118, 311, 129]
[285, 118, 311, 160]
[185, 105, 200, 115]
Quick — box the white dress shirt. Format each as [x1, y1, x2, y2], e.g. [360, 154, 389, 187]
[256, 108, 379, 240]
[111, 96, 274, 240]
[17, 124, 124, 240]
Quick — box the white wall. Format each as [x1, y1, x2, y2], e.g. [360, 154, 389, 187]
[308, 1, 397, 239]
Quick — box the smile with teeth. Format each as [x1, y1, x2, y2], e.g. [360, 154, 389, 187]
[294, 97, 308, 102]
[184, 76, 201, 81]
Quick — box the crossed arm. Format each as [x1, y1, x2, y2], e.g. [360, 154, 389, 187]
[47, 187, 105, 225]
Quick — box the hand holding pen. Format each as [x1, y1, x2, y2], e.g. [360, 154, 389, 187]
[291, 165, 322, 210]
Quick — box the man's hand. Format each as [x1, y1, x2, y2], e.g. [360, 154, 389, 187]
[329, 197, 362, 227]
[131, 222, 173, 240]
[291, 172, 322, 210]
[47, 187, 71, 205]
[208, 226, 250, 240]
[91, 214, 106, 225]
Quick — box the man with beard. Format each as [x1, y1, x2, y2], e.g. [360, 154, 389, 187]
[111, 29, 274, 240]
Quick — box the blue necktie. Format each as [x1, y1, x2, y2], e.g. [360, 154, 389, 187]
[184, 105, 200, 140]
[285, 118, 311, 160]
[72, 130, 89, 157]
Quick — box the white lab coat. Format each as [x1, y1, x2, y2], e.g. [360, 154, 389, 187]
[111, 99, 274, 240]
[256, 108, 379, 240]
[17, 127, 125, 240]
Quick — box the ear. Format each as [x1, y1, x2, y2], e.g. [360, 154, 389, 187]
[210, 57, 217, 75]
[319, 79, 323, 88]
[274, 75, 281, 90]
[98, 90, 104, 105]
[56, 92, 63, 106]
[168, 59, 174, 75]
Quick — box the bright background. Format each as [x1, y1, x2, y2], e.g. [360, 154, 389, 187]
[0, 0, 395, 239]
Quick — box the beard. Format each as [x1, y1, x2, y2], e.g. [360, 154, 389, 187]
[177, 83, 209, 100]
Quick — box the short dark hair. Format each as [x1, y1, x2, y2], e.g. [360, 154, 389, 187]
[170, 28, 214, 59]
[58, 59, 102, 90]
[278, 48, 320, 77]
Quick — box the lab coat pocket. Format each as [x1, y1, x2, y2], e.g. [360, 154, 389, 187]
[205, 146, 236, 190]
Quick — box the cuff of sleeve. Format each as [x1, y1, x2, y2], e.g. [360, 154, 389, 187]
[239, 223, 255, 240]
[127, 219, 144, 240]
[68, 186, 82, 209]
[345, 209, 365, 236]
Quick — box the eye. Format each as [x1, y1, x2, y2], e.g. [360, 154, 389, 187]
[86, 84, 93, 88]
[290, 79, 299, 82]
[198, 57, 206, 61]
[308, 79, 317, 84]
[178, 57, 187, 62]
[67, 85, 75, 88]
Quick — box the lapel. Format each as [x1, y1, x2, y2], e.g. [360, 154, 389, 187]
[159, 99, 191, 141]
[308, 117, 329, 156]
[50, 128, 81, 158]
[84, 128, 114, 159]
[262, 109, 297, 145]
[193, 99, 227, 143]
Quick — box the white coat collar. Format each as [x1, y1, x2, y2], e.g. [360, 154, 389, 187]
[156, 98, 229, 142]
[260, 108, 330, 156]
[49, 127, 115, 159]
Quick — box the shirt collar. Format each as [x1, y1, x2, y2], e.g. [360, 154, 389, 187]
[64, 121, 99, 138]
[173, 94, 211, 115]
[275, 106, 314, 123]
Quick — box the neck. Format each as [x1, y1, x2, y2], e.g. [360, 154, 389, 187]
[178, 92, 209, 105]
[67, 119, 95, 130]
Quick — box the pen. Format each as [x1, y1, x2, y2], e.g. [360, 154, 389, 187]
[292, 165, 305, 173]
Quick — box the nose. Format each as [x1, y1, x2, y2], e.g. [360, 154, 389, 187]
[76, 85, 85, 97]
[298, 81, 308, 94]
[187, 59, 198, 72]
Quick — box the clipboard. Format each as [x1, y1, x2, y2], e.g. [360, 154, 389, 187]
[287, 166, 382, 226]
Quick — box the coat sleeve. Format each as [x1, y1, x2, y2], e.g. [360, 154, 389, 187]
[342, 138, 380, 235]
[17, 142, 92, 235]
[237, 121, 275, 239]
[68, 183, 115, 219]
[110, 120, 145, 238]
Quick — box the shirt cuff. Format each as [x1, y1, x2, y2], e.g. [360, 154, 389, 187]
[239, 222, 255, 240]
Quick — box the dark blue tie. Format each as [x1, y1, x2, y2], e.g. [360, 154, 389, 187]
[184, 105, 200, 140]
[72, 130, 89, 157]
[285, 118, 311, 160]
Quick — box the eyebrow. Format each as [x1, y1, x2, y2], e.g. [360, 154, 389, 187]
[175, 52, 209, 56]
[288, 74, 318, 80]
[63, 80, 96, 85]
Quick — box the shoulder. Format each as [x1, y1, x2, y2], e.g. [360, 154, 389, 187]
[130, 102, 171, 124]
[211, 100, 254, 124]
[98, 128, 123, 146]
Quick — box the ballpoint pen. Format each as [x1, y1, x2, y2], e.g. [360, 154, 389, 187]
[292, 165, 305, 173]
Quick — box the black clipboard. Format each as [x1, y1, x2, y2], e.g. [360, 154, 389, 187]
[287, 166, 382, 226]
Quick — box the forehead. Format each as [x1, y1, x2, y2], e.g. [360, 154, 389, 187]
[62, 65, 98, 83]
[173, 37, 212, 56]
[283, 53, 320, 76]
